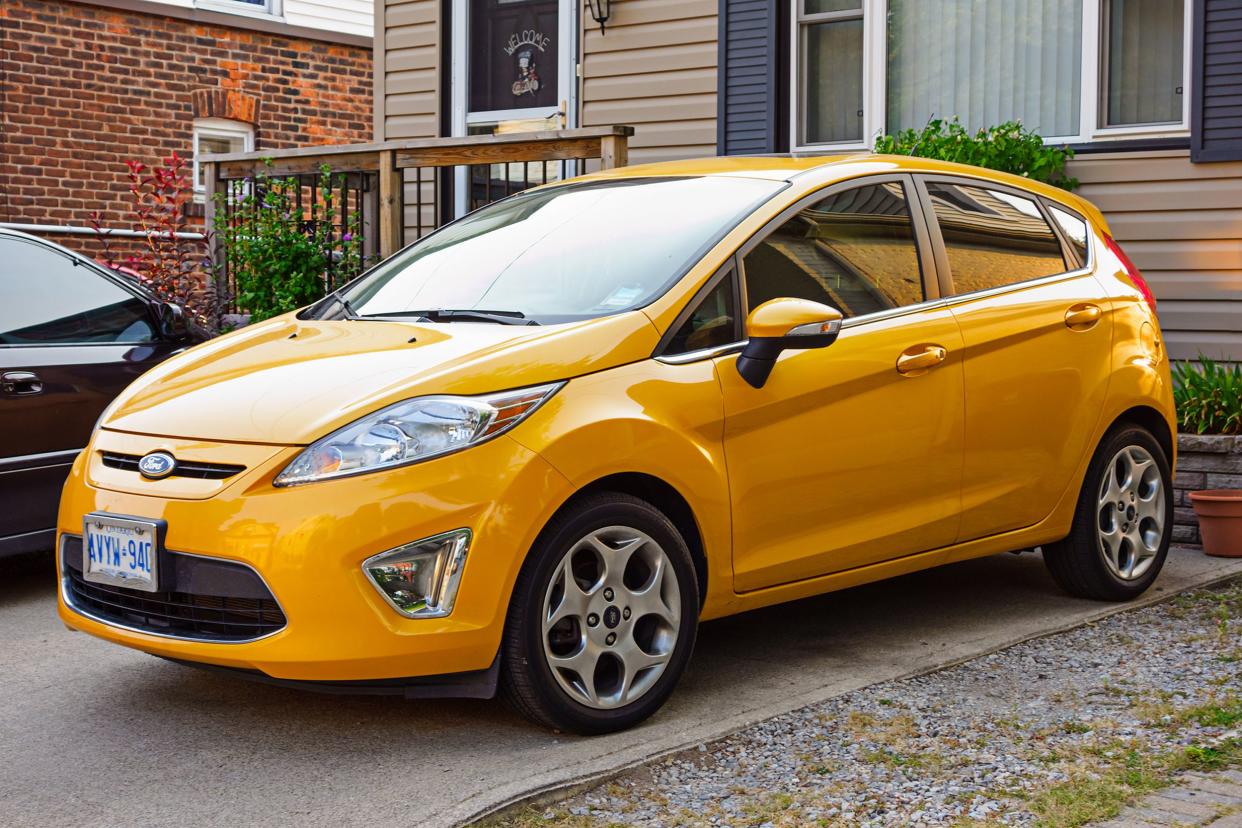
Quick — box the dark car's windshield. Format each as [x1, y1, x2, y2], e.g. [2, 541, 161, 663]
[333, 176, 784, 324]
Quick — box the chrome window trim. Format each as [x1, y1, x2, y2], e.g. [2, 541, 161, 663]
[936, 264, 1096, 308]
[59, 534, 288, 645]
[655, 340, 748, 365]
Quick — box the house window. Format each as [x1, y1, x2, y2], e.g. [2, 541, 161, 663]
[1102, 0, 1185, 127]
[195, 0, 281, 16]
[193, 119, 254, 199]
[792, 0, 1191, 149]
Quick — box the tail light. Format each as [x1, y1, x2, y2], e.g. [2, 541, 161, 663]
[1102, 233, 1157, 317]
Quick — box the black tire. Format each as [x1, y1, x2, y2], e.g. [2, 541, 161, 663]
[499, 492, 700, 734]
[1043, 424, 1173, 601]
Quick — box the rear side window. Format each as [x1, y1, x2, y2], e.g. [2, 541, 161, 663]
[1048, 204, 1090, 269]
[0, 238, 156, 345]
[925, 182, 1068, 296]
[664, 270, 739, 356]
[742, 181, 925, 318]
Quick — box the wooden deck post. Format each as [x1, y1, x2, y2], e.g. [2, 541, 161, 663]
[599, 133, 629, 170]
[378, 149, 403, 258]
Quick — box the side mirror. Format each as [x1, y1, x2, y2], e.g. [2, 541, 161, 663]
[736, 298, 843, 388]
[154, 301, 190, 340]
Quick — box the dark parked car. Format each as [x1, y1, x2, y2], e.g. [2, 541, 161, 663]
[0, 228, 204, 556]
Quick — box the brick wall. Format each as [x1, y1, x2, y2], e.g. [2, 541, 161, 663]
[1172, 434, 1242, 546]
[0, 0, 372, 251]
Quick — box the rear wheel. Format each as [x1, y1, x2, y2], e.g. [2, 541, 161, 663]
[1044, 425, 1172, 601]
[500, 492, 699, 734]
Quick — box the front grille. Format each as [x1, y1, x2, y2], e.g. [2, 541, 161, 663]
[101, 452, 245, 480]
[61, 535, 285, 642]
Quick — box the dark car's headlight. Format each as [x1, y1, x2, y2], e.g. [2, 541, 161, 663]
[273, 382, 563, 486]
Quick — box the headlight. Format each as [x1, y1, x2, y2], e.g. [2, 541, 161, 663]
[273, 381, 563, 486]
[362, 529, 471, 618]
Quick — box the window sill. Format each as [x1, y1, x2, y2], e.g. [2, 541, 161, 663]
[193, 1, 284, 23]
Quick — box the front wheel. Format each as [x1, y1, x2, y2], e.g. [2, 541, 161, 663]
[1044, 425, 1173, 601]
[500, 492, 699, 734]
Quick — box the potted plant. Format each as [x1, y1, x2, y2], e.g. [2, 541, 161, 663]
[1174, 355, 1242, 557]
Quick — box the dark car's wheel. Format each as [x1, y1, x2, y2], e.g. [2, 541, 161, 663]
[500, 492, 699, 734]
[1043, 425, 1173, 601]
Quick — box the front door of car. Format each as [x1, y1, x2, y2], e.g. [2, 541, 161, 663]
[715, 176, 966, 592]
[914, 177, 1115, 542]
[0, 236, 173, 548]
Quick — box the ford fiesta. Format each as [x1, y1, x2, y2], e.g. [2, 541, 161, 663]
[57, 156, 1175, 734]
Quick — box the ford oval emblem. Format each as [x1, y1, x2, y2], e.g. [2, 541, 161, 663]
[138, 451, 176, 480]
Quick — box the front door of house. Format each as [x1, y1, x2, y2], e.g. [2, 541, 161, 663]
[450, 0, 578, 215]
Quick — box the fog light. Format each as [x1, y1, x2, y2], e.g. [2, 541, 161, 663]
[362, 529, 471, 618]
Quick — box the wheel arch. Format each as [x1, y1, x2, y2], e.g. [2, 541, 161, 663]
[548, 472, 709, 608]
[1108, 404, 1175, 468]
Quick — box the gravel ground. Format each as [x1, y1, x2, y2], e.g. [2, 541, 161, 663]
[494, 578, 1242, 828]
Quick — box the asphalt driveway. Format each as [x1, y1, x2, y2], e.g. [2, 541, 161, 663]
[3, 546, 1241, 828]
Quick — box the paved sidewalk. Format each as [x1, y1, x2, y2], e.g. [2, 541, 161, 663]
[1096, 770, 1242, 827]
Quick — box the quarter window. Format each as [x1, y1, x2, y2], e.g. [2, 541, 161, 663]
[743, 181, 925, 317]
[1048, 204, 1091, 269]
[0, 239, 156, 345]
[925, 182, 1069, 296]
[664, 270, 740, 356]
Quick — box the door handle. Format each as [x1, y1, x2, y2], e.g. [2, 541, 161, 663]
[1064, 303, 1102, 331]
[896, 344, 947, 376]
[1, 371, 43, 395]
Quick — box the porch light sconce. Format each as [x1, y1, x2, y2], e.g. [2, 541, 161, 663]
[586, 0, 611, 35]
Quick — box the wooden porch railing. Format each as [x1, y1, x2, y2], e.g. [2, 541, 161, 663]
[201, 125, 633, 262]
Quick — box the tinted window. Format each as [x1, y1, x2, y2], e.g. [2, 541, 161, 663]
[926, 182, 1068, 296]
[1049, 204, 1090, 269]
[340, 177, 784, 325]
[743, 181, 925, 317]
[0, 238, 156, 345]
[664, 270, 738, 355]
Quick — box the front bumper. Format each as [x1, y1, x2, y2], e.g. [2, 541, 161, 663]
[57, 428, 573, 683]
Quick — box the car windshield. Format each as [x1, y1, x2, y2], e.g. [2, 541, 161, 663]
[334, 176, 784, 324]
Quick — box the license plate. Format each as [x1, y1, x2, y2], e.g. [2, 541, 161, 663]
[83, 514, 162, 593]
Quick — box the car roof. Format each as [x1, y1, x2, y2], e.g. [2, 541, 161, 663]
[578, 153, 1108, 233]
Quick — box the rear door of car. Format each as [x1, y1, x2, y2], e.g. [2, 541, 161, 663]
[0, 235, 175, 552]
[912, 176, 1114, 544]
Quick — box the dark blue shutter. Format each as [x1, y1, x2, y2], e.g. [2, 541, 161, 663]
[718, 0, 780, 155]
[1191, 0, 1242, 162]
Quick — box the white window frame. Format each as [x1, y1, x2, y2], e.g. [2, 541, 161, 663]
[195, 0, 283, 20]
[192, 118, 255, 201]
[790, 0, 1192, 153]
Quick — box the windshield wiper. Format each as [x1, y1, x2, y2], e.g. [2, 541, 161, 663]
[360, 309, 537, 326]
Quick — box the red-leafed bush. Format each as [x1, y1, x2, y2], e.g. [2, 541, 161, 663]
[91, 152, 224, 331]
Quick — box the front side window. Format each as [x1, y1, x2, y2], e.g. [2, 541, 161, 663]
[926, 182, 1069, 296]
[743, 181, 925, 317]
[664, 270, 739, 356]
[338, 177, 784, 324]
[1103, 0, 1185, 127]
[0, 239, 156, 345]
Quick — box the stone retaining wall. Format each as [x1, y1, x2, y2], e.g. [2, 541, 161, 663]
[1172, 434, 1242, 546]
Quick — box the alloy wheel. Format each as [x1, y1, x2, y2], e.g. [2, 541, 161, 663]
[541, 525, 681, 710]
[1096, 445, 1165, 581]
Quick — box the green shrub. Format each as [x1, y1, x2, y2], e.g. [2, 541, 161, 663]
[1172, 354, 1242, 435]
[215, 163, 365, 323]
[873, 118, 1078, 191]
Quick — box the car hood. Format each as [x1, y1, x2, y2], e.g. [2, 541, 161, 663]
[102, 311, 660, 445]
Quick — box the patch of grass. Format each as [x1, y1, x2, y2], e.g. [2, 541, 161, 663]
[1030, 746, 1167, 828]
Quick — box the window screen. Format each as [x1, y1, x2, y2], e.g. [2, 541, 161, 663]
[0, 239, 156, 344]
[743, 181, 924, 317]
[926, 182, 1068, 296]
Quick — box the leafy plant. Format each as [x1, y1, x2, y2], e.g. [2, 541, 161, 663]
[874, 118, 1078, 190]
[1172, 354, 1242, 435]
[215, 162, 365, 323]
[91, 152, 220, 330]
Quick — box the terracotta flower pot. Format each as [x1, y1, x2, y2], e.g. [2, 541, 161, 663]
[1189, 490, 1242, 558]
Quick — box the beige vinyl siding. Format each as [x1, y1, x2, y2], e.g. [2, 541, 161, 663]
[377, 0, 440, 240]
[581, 0, 717, 165]
[1072, 149, 1242, 363]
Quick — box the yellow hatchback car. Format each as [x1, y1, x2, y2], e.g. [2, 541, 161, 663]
[57, 155, 1175, 733]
